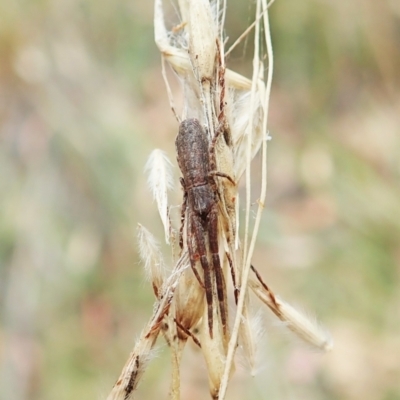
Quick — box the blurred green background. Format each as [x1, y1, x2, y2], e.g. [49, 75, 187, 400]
[1, 1, 399, 399]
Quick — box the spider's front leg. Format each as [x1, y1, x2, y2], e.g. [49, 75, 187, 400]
[190, 210, 214, 337]
[208, 125, 236, 205]
[207, 203, 227, 333]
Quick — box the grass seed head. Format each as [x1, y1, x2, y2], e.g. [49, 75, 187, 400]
[145, 149, 173, 244]
[137, 224, 166, 298]
[187, 0, 216, 83]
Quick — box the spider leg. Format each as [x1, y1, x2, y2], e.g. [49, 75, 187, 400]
[208, 125, 235, 187]
[208, 122, 223, 176]
[208, 204, 227, 333]
[179, 179, 188, 250]
[216, 38, 228, 130]
[187, 212, 205, 290]
[226, 251, 239, 304]
[191, 211, 214, 338]
[209, 171, 235, 186]
[174, 318, 201, 348]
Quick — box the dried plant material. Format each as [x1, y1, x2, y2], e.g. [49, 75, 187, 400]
[213, 126, 237, 251]
[107, 331, 157, 400]
[200, 304, 231, 400]
[107, 253, 189, 400]
[238, 304, 265, 376]
[186, 0, 218, 132]
[164, 302, 184, 400]
[137, 224, 166, 298]
[219, 1, 274, 397]
[187, 0, 216, 82]
[249, 267, 333, 352]
[275, 297, 333, 352]
[145, 149, 173, 244]
[230, 88, 265, 179]
[174, 267, 205, 335]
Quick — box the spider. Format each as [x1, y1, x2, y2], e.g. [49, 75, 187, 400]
[175, 118, 234, 338]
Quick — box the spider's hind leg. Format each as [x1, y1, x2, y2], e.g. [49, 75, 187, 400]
[208, 204, 228, 333]
[190, 212, 214, 337]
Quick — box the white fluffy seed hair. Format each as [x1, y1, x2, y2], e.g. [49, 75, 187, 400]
[229, 89, 264, 179]
[274, 297, 333, 352]
[249, 280, 333, 352]
[144, 149, 174, 244]
[137, 224, 165, 291]
[238, 308, 266, 376]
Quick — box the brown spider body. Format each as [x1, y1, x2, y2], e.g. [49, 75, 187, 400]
[175, 118, 227, 337]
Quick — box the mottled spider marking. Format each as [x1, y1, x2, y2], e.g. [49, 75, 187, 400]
[175, 118, 232, 337]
